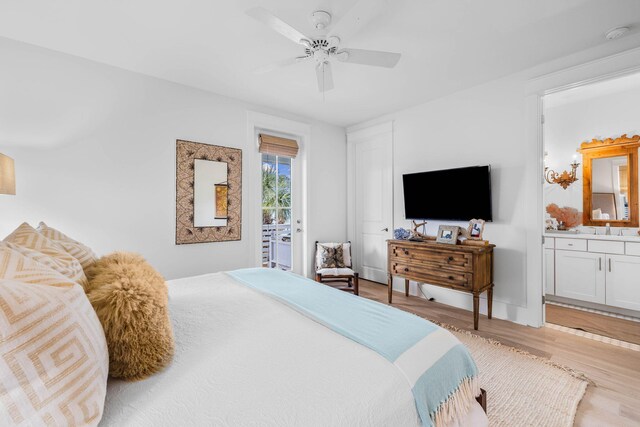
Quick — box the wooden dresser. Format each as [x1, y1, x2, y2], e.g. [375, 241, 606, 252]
[387, 239, 495, 330]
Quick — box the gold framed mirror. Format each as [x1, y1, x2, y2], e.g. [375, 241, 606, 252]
[579, 134, 640, 227]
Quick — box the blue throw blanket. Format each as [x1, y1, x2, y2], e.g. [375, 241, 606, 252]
[227, 268, 479, 427]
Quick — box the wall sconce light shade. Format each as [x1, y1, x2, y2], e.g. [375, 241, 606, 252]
[544, 158, 580, 190]
[0, 153, 16, 195]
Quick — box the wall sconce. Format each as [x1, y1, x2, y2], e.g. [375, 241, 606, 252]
[544, 154, 580, 190]
[0, 153, 16, 195]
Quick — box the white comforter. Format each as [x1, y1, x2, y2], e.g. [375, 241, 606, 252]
[100, 273, 487, 426]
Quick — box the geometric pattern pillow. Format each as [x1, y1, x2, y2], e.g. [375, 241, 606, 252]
[0, 278, 108, 426]
[3, 223, 87, 287]
[0, 244, 78, 288]
[37, 222, 97, 271]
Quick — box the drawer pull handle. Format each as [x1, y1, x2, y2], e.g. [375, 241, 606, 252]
[567, 243, 573, 246]
[404, 250, 409, 255]
[448, 256, 454, 262]
[448, 276, 454, 280]
[404, 268, 409, 272]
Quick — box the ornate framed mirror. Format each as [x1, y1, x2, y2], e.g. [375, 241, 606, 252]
[176, 140, 242, 244]
[579, 134, 639, 227]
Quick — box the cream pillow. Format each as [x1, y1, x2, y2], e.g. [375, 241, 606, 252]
[37, 222, 97, 271]
[0, 243, 80, 288]
[3, 223, 87, 287]
[0, 262, 108, 425]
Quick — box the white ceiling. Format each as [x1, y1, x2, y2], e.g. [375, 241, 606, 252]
[0, 0, 638, 127]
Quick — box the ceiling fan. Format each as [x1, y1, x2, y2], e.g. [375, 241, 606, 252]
[246, 1, 401, 93]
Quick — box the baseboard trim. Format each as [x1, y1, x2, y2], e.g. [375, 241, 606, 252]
[393, 280, 536, 327]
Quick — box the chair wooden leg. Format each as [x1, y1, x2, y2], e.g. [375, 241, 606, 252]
[353, 273, 359, 296]
[315, 273, 322, 283]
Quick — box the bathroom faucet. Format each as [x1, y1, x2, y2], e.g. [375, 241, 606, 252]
[605, 223, 611, 236]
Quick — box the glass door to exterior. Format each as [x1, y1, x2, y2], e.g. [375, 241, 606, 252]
[261, 154, 292, 270]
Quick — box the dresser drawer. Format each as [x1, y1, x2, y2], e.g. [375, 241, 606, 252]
[390, 262, 472, 289]
[627, 242, 640, 256]
[555, 238, 587, 251]
[588, 240, 625, 254]
[390, 244, 473, 271]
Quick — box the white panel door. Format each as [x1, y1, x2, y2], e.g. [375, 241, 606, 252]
[349, 125, 393, 283]
[606, 254, 640, 311]
[544, 248, 555, 295]
[555, 250, 605, 304]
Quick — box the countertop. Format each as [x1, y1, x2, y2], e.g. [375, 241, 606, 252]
[544, 231, 640, 242]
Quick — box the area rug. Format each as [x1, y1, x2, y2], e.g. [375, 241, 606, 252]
[442, 323, 589, 427]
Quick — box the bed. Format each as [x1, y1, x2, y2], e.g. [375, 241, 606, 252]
[100, 269, 488, 427]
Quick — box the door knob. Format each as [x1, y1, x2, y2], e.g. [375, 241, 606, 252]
[381, 227, 389, 232]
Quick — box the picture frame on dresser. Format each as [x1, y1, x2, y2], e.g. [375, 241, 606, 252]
[436, 225, 459, 245]
[467, 219, 485, 240]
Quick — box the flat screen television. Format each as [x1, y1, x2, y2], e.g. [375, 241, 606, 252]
[402, 165, 493, 221]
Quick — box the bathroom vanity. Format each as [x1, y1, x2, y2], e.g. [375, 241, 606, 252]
[543, 135, 640, 316]
[545, 232, 640, 312]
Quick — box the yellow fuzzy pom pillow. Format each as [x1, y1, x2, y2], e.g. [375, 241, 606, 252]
[85, 252, 174, 381]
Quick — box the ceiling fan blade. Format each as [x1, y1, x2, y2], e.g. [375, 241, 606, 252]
[254, 56, 310, 74]
[246, 7, 311, 46]
[316, 62, 334, 92]
[337, 48, 401, 68]
[328, 0, 391, 42]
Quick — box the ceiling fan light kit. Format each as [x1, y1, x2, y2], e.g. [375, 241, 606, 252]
[247, 4, 401, 93]
[310, 10, 332, 30]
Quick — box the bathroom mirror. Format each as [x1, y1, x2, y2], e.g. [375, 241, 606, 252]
[580, 135, 639, 227]
[176, 140, 242, 244]
[590, 156, 629, 221]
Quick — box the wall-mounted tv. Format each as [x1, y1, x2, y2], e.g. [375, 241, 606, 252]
[402, 165, 493, 221]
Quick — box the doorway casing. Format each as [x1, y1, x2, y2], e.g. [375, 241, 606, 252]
[247, 111, 310, 276]
[526, 46, 640, 327]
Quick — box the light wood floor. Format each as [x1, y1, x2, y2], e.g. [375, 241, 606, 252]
[546, 303, 640, 346]
[358, 279, 640, 426]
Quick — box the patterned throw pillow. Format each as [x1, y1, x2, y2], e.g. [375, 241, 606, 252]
[37, 222, 97, 271]
[3, 223, 87, 287]
[0, 243, 79, 288]
[0, 278, 108, 425]
[318, 244, 346, 268]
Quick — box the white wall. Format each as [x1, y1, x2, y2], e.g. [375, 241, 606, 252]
[387, 77, 530, 319]
[543, 86, 640, 215]
[0, 38, 347, 280]
[348, 42, 640, 326]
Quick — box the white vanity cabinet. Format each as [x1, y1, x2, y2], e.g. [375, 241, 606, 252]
[547, 235, 640, 312]
[606, 255, 640, 311]
[555, 250, 606, 303]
